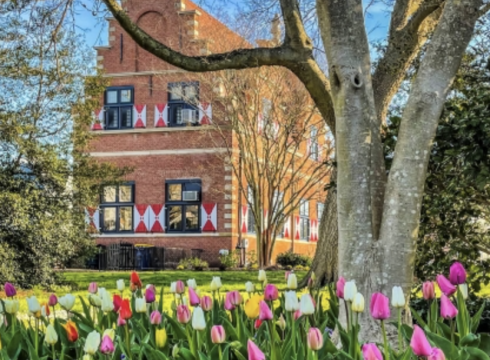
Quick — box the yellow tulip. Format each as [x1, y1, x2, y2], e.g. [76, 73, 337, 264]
[244, 295, 263, 319]
[156, 328, 167, 349]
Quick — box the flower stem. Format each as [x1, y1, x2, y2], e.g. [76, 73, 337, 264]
[35, 318, 39, 355]
[381, 320, 390, 360]
[125, 323, 132, 359]
[52, 344, 56, 360]
[398, 309, 403, 350]
[344, 300, 350, 332]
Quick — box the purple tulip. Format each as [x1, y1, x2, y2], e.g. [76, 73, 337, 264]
[145, 287, 156, 303]
[4, 283, 16, 297]
[48, 294, 58, 307]
[449, 262, 467, 285]
[264, 284, 278, 301]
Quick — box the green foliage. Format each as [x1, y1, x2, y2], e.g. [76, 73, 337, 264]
[177, 257, 210, 271]
[276, 250, 312, 268]
[219, 250, 240, 270]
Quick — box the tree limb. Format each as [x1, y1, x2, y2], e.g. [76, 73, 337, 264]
[278, 0, 313, 49]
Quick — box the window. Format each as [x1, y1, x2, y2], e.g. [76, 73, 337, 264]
[100, 183, 134, 232]
[104, 86, 134, 129]
[166, 179, 201, 232]
[168, 82, 199, 126]
[310, 126, 319, 161]
[317, 202, 324, 226]
[299, 198, 310, 241]
[247, 186, 256, 234]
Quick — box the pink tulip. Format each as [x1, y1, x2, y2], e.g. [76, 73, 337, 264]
[264, 284, 279, 301]
[440, 294, 458, 319]
[200, 295, 213, 311]
[423, 281, 436, 300]
[88, 282, 98, 294]
[307, 327, 323, 351]
[362, 344, 383, 360]
[336, 277, 346, 299]
[100, 335, 115, 354]
[370, 293, 390, 320]
[449, 262, 467, 285]
[307, 277, 314, 289]
[428, 348, 446, 360]
[247, 340, 265, 360]
[145, 287, 156, 303]
[117, 315, 126, 326]
[436, 275, 457, 296]
[4, 283, 16, 297]
[175, 280, 185, 294]
[294, 309, 302, 320]
[224, 293, 235, 311]
[410, 325, 432, 357]
[228, 290, 242, 306]
[177, 305, 191, 324]
[211, 325, 226, 344]
[258, 301, 273, 321]
[48, 294, 58, 307]
[150, 310, 162, 325]
[285, 271, 291, 280]
[188, 287, 200, 306]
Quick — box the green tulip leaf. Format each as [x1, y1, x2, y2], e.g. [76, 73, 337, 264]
[163, 313, 187, 341]
[456, 289, 470, 338]
[426, 331, 458, 359]
[471, 303, 485, 334]
[6, 329, 23, 360]
[410, 307, 428, 328]
[459, 333, 480, 348]
[478, 334, 490, 355]
[464, 347, 490, 360]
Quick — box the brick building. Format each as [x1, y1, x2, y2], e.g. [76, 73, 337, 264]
[86, 0, 327, 266]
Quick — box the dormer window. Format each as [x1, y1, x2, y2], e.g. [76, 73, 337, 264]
[104, 86, 134, 129]
[168, 82, 199, 126]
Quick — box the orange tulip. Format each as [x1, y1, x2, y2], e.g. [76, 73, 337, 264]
[64, 320, 79, 342]
[41, 303, 50, 317]
[119, 299, 132, 320]
[130, 271, 142, 290]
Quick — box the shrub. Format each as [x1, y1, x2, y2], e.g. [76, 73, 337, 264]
[276, 250, 312, 268]
[177, 257, 209, 271]
[218, 250, 240, 270]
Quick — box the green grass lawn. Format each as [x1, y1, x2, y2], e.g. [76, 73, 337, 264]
[7, 270, 309, 315]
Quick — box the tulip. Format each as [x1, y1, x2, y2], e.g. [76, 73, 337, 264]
[391, 286, 406, 308]
[100, 335, 114, 354]
[103, 329, 115, 341]
[175, 280, 185, 294]
[48, 294, 57, 307]
[352, 293, 365, 313]
[428, 348, 446, 360]
[170, 282, 177, 293]
[254, 319, 262, 329]
[285, 291, 299, 312]
[101, 294, 114, 312]
[119, 299, 132, 319]
[300, 293, 315, 315]
[229, 290, 242, 306]
[440, 294, 458, 319]
[192, 306, 206, 330]
[4, 283, 16, 297]
[307, 276, 314, 289]
[113, 294, 122, 312]
[189, 287, 200, 306]
[182, 295, 189, 306]
[200, 296, 213, 311]
[84, 331, 101, 355]
[27, 296, 42, 317]
[211, 325, 226, 344]
[336, 277, 346, 299]
[248, 340, 266, 360]
[370, 293, 390, 320]
[307, 327, 324, 351]
[410, 325, 432, 357]
[361, 344, 383, 360]
[264, 284, 279, 301]
[187, 279, 197, 289]
[150, 310, 162, 325]
[41, 303, 50, 318]
[116, 279, 125, 292]
[130, 271, 142, 289]
[344, 281, 357, 302]
[210, 277, 222, 291]
[82, 355, 91, 360]
[244, 295, 263, 319]
[258, 301, 273, 321]
[177, 305, 191, 324]
[294, 309, 302, 320]
[459, 284, 468, 300]
[156, 328, 167, 349]
[135, 297, 146, 313]
[224, 294, 235, 311]
[45, 324, 58, 345]
[276, 314, 286, 331]
[436, 275, 457, 296]
[88, 282, 98, 294]
[88, 294, 102, 308]
[245, 281, 255, 293]
[258, 270, 267, 282]
[64, 320, 78, 342]
[117, 315, 126, 326]
[145, 287, 156, 304]
[4, 299, 19, 314]
[449, 262, 467, 285]
[59, 294, 76, 311]
[423, 281, 436, 300]
[287, 273, 298, 290]
[285, 271, 291, 280]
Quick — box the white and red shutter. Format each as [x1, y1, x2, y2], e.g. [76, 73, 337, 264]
[241, 205, 248, 233]
[91, 109, 104, 131]
[283, 216, 291, 239]
[294, 215, 301, 240]
[149, 204, 165, 232]
[133, 105, 147, 128]
[199, 103, 212, 125]
[310, 219, 318, 242]
[85, 207, 100, 232]
[201, 203, 217, 231]
[133, 204, 150, 233]
[257, 114, 264, 134]
[154, 104, 168, 127]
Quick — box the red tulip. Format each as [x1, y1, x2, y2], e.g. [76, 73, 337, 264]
[130, 271, 142, 290]
[177, 305, 191, 324]
[200, 295, 213, 311]
[113, 295, 122, 312]
[254, 319, 262, 329]
[449, 262, 467, 285]
[423, 281, 436, 300]
[264, 284, 279, 301]
[436, 275, 456, 296]
[247, 340, 265, 360]
[63, 320, 78, 342]
[440, 294, 458, 319]
[119, 299, 132, 320]
[369, 293, 390, 320]
[336, 277, 346, 299]
[410, 325, 432, 357]
[307, 327, 324, 351]
[362, 343, 383, 360]
[258, 301, 273, 321]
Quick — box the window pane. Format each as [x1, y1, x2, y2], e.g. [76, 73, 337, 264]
[103, 186, 116, 203]
[169, 84, 183, 100]
[185, 84, 198, 102]
[102, 207, 117, 231]
[185, 205, 199, 230]
[120, 89, 132, 103]
[172, 105, 183, 124]
[119, 207, 133, 231]
[247, 209, 255, 233]
[106, 90, 118, 104]
[168, 206, 183, 230]
[106, 108, 118, 128]
[120, 107, 132, 128]
[119, 185, 132, 202]
[168, 184, 182, 201]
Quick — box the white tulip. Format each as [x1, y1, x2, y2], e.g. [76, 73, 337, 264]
[117, 279, 125, 292]
[135, 297, 146, 313]
[58, 294, 76, 311]
[192, 307, 206, 330]
[287, 273, 298, 290]
[84, 331, 101, 355]
[4, 299, 19, 314]
[285, 291, 299, 312]
[299, 294, 315, 315]
[258, 270, 267, 282]
[459, 284, 468, 300]
[210, 277, 222, 291]
[170, 282, 177, 293]
[27, 296, 41, 316]
[245, 281, 255, 293]
[391, 286, 406, 308]
[182, 296, 189, 306]
[187, 279, 197, 289]
[101, 293, 114, 312]
[45, 324, 58, 345]
[344, 281, 357, 302]
[88, 294, 102, 308]
[352, 293, 365, 313]
[98, 287, 107, 299]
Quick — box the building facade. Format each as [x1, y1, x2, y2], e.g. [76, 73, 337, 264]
[87, 0, 327, 266]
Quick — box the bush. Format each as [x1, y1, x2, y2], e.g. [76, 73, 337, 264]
[218, 250, 240, 270]
[177, 257, 209, 271]
[276, 251, 312, 268]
